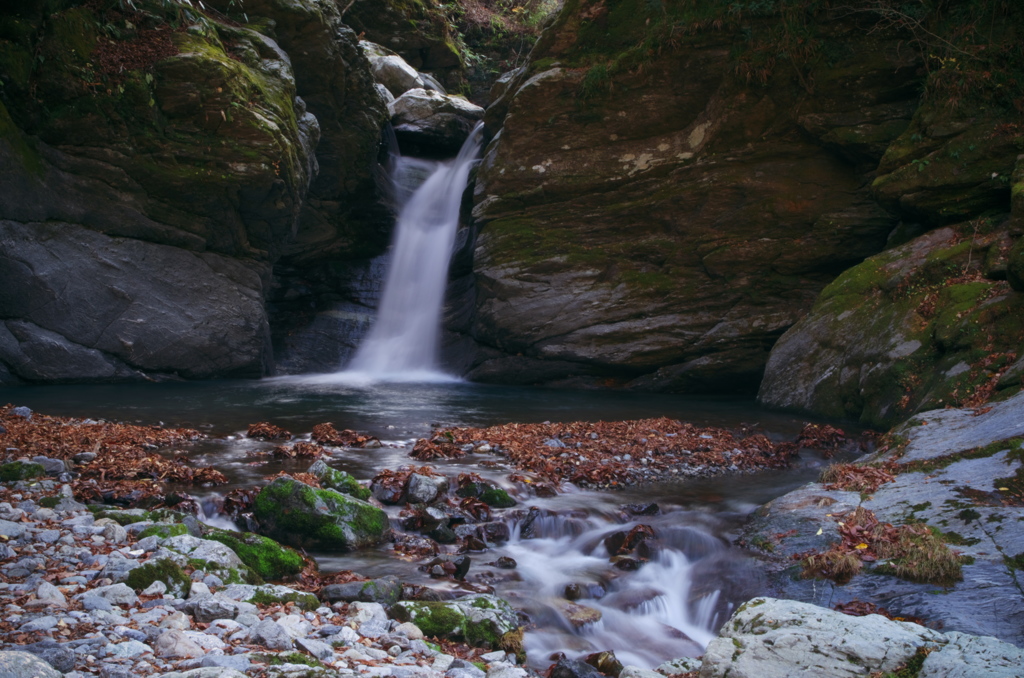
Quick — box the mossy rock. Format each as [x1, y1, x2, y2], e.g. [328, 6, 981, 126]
[124, 558, 191, 597]
[138, 523, 189, 540]
[223, 583, 320, 611]
[253, 476, 390, 552]
[307, 459, 371, 501]
[202, 526, 306, 581]
[390, 594, 520, 649]
[0, 461, 45, 482]
[92, 508, 152, 525]
[478, 487, 516, 508]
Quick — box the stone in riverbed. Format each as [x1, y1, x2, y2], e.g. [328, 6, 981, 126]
[700, 597, 944, 677]
[0, 650, 63, 678]
[320, 575, 402, 606]
[389, 88, 484, 155]
[253, 476, 389, 552]
[200, 526, 305, 581]
[390, 594, 519, 650]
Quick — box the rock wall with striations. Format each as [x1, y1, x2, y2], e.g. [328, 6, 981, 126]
[448, 0, 922, 391]
[0, 0, 387, 383]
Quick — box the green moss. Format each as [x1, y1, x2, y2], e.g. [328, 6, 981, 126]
[203, 527, 305, 581]
[898, 438, 1023, 474]
[95, 509, 152, 525]
[317, 467, 371, 501]
[137, 523, 188, 540]
[248, 588, 320, 611]
[124, 558, 191, 597]
[256, 651, 324, 667]
[479, 487, 516, 508]
[38, 496, 60, 508]
[406, 603, 465, 638]
[0, 461, 45, 482]
[940, 531, 980, 546]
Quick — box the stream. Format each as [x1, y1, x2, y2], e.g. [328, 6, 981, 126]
[0, 377, 858, 669]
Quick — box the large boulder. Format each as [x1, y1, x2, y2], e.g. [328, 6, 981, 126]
[390, 88, 484, 155]
[253, 476, 390, 551]
[201, 526, 306, 581]
[758, 225, 1024, 427]
[699, 597, 1024, 678]
[449, 0, 918, 390]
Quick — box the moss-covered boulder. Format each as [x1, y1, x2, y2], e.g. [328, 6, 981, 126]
[759, 224, 1024, 428]
[253, 476, 390, 552]
[152, 534, 263, 585]
[219, 583, 320, 611]
[137, 524, 189, 540]
[307, 459, 371, 501]
[390, 594, 520, 649]
[202, 526, 306, 581]
[0, 461, 45, 482]
[124, 558, 191, 598]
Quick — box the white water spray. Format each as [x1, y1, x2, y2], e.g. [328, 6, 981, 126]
[343, 123, 484, 382]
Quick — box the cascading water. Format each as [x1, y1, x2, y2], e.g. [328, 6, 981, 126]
[343, 123, 484, 381]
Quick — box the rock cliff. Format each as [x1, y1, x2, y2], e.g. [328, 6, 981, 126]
[452, 0, 921, 391]
[0, 0, 386, 382]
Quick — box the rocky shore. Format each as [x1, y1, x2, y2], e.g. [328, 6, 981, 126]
[2, 398, 1023, 677]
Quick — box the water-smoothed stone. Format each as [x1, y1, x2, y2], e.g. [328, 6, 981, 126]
[105, 639, 152, 659]
[83, 583, 138, 607]
[369, 54, 425, 97]
[700, 597, 944, 677]
[390, 88, 484, 155]
[548, 658, 604, 678]
[28, 581, 67, 609]
[219, 583, 319, 611]
[160, 669, 249, 678]
[320, 575, 402, 606]
[406, 473, 449, 505]
[918, 632, 1024, 677]
[0, 650, 63, 678]
[391, 594, 519, 649]
[248, 618, 294, 651]
[253, 476, 389, 552]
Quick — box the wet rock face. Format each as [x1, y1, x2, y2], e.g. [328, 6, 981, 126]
[0, 0, 387, 383]
[454, 0, 918, 391]
[758, 224, 1024, 428]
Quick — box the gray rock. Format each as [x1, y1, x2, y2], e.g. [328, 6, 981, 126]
[351, 601, 390, 638]
[183, 594, 238, 623]
[406, 474, 448, 505]
[81, 595, 114, 611]
[618, 668, 661, 678]
[154, 629, 205, 659]
[0, 222, 272, 382]
[655, 657, 701, 675]
[85, 583, 138, 607]
[105, 639, 152, 658]
[20, 615, 58, 632]
[700, 597, 944, 678]
[19, 642, 76, 673]
[159, 535, 246, 570]
[389, 89, 484, 154]
[296, 637, 335, 661]
[0, 520, 27, 539]
[320, 575, 402, 606]
[369, 54, 424, 97]
[392, 595, 519, 648]
[100, 666, 133, 678]
[159, 669, 249, 678]
[102, 523, 128, 544]
[248, 619, 293, 651]
[0, 650, 62, 678]
[200, 654, 252, 671]
[28, 581, 67, 609]
[919, 632, 1024, 677]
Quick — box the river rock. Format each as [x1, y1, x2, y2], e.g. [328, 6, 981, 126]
[391, 594, 519, 649]
[0, 650, 63, 678]
[248, 619, 294, 651]
[548, 657, 604, 678]
[390, 88, 484, 154]
[759, 227, 1024, 427]
[406, 473, 449, 504]
[370, 53, 425, 97]
[320, 575, 402, 606]
[918, 631, 1024, 677]
[701, 597, 945, 677]
[253, 476, 390, 551]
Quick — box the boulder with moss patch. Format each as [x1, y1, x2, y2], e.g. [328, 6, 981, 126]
[390, 594, 520, 649]
[253, 476, 389, 552]
[759, 225, 1024, 428]
[124, 558, 191, 598]
[307, 459, 371, 501]
[0, 461, 45, 482]
[201, 526, 305, 581]
[219, 583, 320, 612]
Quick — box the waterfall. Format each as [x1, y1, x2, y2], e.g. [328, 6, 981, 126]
[344, 123, 484, 381]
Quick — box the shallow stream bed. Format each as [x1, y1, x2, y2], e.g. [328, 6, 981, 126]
[0, 377, 861, 669]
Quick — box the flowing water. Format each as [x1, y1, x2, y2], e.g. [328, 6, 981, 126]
[0, 378, 857, 668]
[344, 123, 485, 381]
